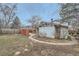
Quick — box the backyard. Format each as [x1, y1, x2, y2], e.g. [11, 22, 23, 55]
[0, 34, 79, 56]
[0, 3, 79, 56]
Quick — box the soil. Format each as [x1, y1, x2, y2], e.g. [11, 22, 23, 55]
[18, 34, 79, 56]
[19, 44, 79, 56]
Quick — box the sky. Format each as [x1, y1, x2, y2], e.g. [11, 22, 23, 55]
[16, 3, 61, 26]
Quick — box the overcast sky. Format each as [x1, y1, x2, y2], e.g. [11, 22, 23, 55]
[16, 3, 61, 26]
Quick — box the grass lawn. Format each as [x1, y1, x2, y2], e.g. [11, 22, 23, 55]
[0, 34, 28, 56]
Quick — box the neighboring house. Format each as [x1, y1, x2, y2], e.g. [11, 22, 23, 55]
[39, 22, 69, 39]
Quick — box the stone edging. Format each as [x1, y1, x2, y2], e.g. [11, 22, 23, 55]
[29, 33, 78, 45]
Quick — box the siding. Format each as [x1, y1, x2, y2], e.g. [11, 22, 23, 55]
[60, 28, 68, 38]
[39, 26, 55, 38]
[39, 26, 68, 39]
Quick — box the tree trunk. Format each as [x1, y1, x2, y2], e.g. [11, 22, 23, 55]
[36, 27, 39, 37]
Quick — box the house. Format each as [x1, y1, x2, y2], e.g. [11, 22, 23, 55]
[38, 21, 69, 39]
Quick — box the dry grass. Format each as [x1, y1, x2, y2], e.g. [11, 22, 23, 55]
[0, 34, 79, 56]
[0, 34, 28, 56]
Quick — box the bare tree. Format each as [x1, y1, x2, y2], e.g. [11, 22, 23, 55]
[28, 16, 42, 27]
[60, 3, 79, 28]
[0, 4, 17, 28]
[11, 16, 21, 29]
[28, 16, 42, 36]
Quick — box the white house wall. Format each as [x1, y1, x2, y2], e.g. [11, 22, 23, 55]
[39, 26, 55, 38]
[60, 28, 68, 38]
